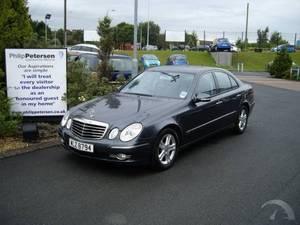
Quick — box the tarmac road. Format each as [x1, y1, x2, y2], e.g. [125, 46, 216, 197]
[1, 83, 300, 225]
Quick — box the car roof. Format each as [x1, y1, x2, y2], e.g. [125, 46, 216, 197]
[73, 44, 99, 49]
[169, 54, 187, 58]
[77, 53, 131, 59]
[111, 54, 132, 59]
[148, 65, 230, 74]
[142, 54, 157, 57]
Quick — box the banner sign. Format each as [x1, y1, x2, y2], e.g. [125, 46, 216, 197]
[5, 49, 67, 117]
[165, 31, 185, 42]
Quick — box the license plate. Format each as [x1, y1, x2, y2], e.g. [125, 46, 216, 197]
[69, 138, 94, 153]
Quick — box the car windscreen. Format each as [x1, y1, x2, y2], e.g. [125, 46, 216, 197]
[218, 38, 229, 43]
[120, 71, 194, 99]
[143, 55, 158, 60]
[174, 55, 187, 62]
[110, 58, 133, 72]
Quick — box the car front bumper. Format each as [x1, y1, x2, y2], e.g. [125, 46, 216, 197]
[58, 128, 154, 165]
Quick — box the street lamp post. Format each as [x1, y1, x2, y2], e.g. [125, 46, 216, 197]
[133, 0, 138, 77]
[64, 0, 67, 48]
[45, 14, 51, 46]
[244, 3, 249, 51]
[146, 0, 150, 48]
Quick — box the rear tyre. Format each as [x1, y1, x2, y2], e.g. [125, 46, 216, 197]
[152, 129, 179, 171]
[233, 106, 249, 134]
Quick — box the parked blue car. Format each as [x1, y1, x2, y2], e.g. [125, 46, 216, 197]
[141, 54, 160, 70]
[166, 54, 188, 65]
[271, 44, 296, 53]
[211, 38, 231, 52]
[74, 53, 133, 81]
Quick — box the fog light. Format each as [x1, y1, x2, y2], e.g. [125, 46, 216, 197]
[108, 128, 119, 140]
[110, 153, 131, 161]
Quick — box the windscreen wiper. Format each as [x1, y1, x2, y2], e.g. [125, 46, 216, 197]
[124, 92, 153, 97]
[161, 72, 180, 82]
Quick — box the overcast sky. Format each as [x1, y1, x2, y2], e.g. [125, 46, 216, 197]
[28, 0, 300, 42]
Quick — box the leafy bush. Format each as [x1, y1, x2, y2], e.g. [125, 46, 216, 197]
[269, 50, 293, 78]
[0, 69, 21, 137]
[66, 62, 123, 107]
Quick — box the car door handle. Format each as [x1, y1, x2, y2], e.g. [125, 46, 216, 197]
[216, 100, 223, 105]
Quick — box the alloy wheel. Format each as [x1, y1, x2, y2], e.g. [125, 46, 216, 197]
[158, 134, 177, 165]
[238, 109, 248, 131]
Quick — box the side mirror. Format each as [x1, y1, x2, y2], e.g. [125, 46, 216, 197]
[192, 94, 211, 103]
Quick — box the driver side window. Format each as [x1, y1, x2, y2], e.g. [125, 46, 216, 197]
[196, 73, 217, 97]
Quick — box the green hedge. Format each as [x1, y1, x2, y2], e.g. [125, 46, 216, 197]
[0, 69, 21, 137]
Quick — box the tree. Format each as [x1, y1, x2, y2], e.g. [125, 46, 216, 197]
[257, 27, 269, 48]
[185, 31, 198, 48]
[269, 31, 288, 46]
[97, 16, 114, 80]
[138, 21, 160, 47]
[31, 20, 52, 41]
[68, 29, 84, 45]
[0, 0, 33, 70]
[236, 38, 244, 50]
[157, 33, 168, 50]
[113, 22, 134, 49]
[56, 29, 65, 46]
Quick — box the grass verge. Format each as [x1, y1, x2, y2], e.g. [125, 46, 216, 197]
[116, 50, 216, 67]
[116, 50, 300, 72]
[232, 52, 300, 72]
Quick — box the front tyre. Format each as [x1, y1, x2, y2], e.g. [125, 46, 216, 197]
[152, 129, 178, 170]
[233, 106, 249, 134]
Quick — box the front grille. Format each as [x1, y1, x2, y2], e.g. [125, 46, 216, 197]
[71, 118, 109, 140]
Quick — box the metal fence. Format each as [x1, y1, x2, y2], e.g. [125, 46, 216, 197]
[183, 30, 299, 45]
[49, 28, 299, 48]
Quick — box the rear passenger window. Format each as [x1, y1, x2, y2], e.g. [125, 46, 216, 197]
[71, 46, 80, 50]
[229, 76, 239, 88]
[214, 72, 232, 93]
[80, 46, 89, 51]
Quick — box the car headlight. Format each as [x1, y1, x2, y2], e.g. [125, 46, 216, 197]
[61, 111, 70, 127]
[120, 123, 143, 142]
[108, 128, 119, 140]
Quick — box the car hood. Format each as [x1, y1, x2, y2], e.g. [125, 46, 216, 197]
[70, 93, 183, 128]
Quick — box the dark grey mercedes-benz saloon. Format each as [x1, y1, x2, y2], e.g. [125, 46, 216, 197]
[59, 66, 255, 170]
